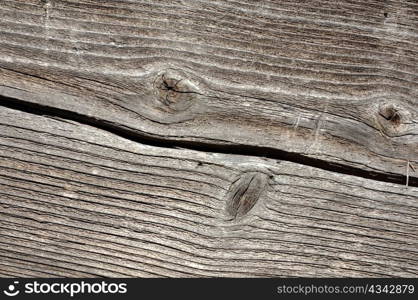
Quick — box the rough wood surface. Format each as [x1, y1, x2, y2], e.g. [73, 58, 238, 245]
[0, 0, 417, 278]
[0, 106, 417, 277]
[0, 0, 417, 182]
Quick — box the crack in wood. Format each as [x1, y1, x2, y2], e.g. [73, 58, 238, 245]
[0, 95, 416, 187]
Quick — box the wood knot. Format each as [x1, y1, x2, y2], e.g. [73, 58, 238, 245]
[376, 102, 411, 137]
[41, 0, 52, 9]
[153, 69, 199, 113]
[226, 172, 268, 219]
[127, 68, 206, 124]
[379, 104, 401, 125]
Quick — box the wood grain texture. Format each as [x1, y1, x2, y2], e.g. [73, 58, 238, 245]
[0, 0, 417, 180]
[0, 106, 417, 277]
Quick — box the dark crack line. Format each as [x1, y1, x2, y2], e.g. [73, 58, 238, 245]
[0, 95, 417, 187]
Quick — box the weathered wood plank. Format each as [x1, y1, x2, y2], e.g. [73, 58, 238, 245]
[0, 0, 417, 180]
[0, 106, 417, 277]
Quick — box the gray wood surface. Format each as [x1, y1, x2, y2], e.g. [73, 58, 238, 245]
[0, 106, 417, 277]
[0, 0, 417, 277]
[0, 0, 417, 180]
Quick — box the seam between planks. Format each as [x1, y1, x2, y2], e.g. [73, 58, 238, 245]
[0, 94, 416, 187]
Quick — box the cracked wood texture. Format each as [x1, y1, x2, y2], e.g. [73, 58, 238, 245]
[0, 0, 417, 277]
[0, 0, 417, 181]
[1, 106, 418, 277]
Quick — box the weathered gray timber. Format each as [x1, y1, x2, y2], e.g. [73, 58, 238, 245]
[0, 0, 417, 277]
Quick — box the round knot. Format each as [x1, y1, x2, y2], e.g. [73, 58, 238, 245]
[376, 101, 412, 137]
[153, 69, 198, 113]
